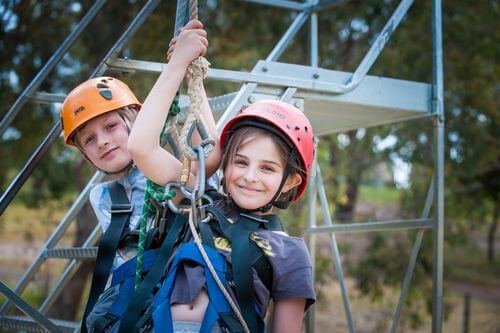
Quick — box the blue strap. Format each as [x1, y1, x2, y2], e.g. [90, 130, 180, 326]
[118, 213, 187, 332]
[108, 250, 159, 317]
[152, 243, 231, 333]
[110, 250, 159, 287]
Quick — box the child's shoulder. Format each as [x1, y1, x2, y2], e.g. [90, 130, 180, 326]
[89, 180, 117, 209]
[254, 229, 309, 258]
[90, 180, 112, 197]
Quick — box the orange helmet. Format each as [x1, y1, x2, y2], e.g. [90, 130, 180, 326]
[61, 77, 141, 146]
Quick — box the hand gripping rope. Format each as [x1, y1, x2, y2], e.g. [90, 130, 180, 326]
[135, 0, 250, 330]
[132, 0, 249, 329]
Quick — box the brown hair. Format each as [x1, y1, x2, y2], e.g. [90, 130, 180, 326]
[221, 126, 305, 205]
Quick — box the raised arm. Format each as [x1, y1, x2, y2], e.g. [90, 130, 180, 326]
[167, 27, 222, 179]
[128, 20, 209, 187]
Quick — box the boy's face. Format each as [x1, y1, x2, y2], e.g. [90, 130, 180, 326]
[76, 111, 132, 173]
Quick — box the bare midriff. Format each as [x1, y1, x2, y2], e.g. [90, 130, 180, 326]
[170, 288, 209, 322]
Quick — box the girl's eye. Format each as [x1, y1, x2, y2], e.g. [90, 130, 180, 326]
[262, 165, 276, 172]
[234, 159, 247, 166]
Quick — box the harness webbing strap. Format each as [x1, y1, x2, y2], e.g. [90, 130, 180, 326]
[205, 206, 284, 333]
[118, 213, 187, 333]
[230, 216, 261, 333]
[206, 206, 283, 293]
[81, 181, 131, 333]
[152, 242, 235, 333]
[198, 221, 215, 248]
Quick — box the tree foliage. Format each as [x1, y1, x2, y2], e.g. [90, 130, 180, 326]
[0, 0, 497, 327]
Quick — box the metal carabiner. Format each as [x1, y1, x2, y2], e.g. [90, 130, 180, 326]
[157, 201, 169, 239]
[164, 181, 215, 216]
[183, 119, 216, 161]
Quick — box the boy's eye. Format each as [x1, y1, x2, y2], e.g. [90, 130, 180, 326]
[84, 136, 94, 145]
[106, 122, 118, 130]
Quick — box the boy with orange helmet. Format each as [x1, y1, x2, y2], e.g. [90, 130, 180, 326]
[61, 20, 219, 333]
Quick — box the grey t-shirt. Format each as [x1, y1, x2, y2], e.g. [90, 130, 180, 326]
[169, 200, 315, 317]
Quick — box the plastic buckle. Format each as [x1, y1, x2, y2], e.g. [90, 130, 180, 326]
[109, 204, 133, 213]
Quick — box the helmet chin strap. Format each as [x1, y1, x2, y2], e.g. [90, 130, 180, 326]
[101, 160, 134, 175]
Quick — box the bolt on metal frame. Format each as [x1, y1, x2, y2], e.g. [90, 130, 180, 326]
[0, 0, 444, 332]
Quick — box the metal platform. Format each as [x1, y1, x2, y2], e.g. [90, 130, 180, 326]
[107, 58, 433, 135]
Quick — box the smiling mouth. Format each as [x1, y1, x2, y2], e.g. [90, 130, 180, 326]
[237, 185, 261, 192]
[101, 148, 117, 159]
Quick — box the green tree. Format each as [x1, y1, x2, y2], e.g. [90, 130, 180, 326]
[1, 0, 497, 328]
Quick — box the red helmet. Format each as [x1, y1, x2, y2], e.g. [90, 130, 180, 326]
[220, 99, 315, 202]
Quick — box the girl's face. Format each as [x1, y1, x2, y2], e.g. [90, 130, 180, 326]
[76, 112, 132, 173]
[224, 135, 301, 214]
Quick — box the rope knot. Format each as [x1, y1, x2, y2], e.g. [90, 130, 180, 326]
[187, 56, 210, 80]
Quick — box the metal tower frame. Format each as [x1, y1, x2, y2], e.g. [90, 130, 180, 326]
[0, 0, 444, 332]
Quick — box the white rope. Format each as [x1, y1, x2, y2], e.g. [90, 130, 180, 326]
[180, 56, 213, 161]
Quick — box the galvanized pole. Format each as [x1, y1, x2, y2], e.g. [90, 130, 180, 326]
[390, 179, 434, 333]
[431, 0, 445, 331]
[305, 139, 318, 333]
[309, 0, 319, 68]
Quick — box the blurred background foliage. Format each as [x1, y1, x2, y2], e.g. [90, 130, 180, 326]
[0, 0, 498, 330]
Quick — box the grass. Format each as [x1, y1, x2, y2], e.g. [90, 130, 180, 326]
[0, 198, 77, 245]
[446, 240, 500, 288]
[358, 185, 402, 204]
[314, 276, 500, 333]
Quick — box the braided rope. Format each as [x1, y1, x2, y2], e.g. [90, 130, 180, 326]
[189, 0, 198, 21]
[180, 56, 212, 160]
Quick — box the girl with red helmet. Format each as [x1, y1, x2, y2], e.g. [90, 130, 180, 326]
[217, 99, 316, 332]
[131, 73, 316, 332]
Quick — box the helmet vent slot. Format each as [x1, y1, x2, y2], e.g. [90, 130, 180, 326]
[99, 90, 113, 100]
